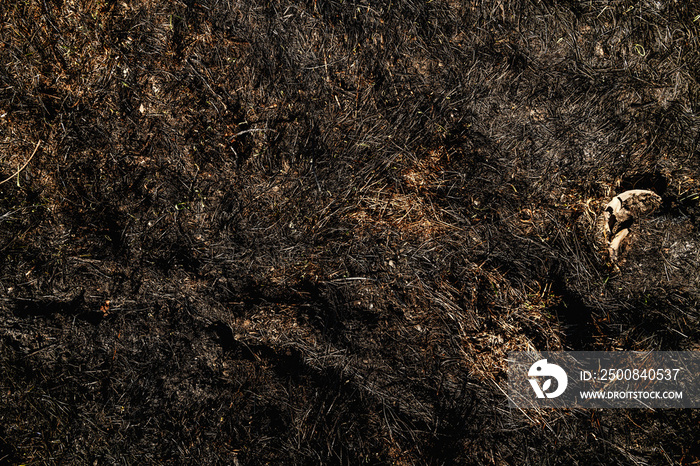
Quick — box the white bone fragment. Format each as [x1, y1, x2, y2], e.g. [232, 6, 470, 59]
[602, 189, 661, 261]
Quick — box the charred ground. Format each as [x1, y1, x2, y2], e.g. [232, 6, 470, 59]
[1, 0, 699, 464]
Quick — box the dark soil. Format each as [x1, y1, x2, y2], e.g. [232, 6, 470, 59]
[1, 0, 699, 464]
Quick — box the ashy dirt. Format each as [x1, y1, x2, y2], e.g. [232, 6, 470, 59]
[1, 0, 699, 464]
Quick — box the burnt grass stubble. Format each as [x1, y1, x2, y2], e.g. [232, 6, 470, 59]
[1, 0, 699, 464]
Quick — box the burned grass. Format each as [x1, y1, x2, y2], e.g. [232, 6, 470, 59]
[1, 0, 700, 464]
